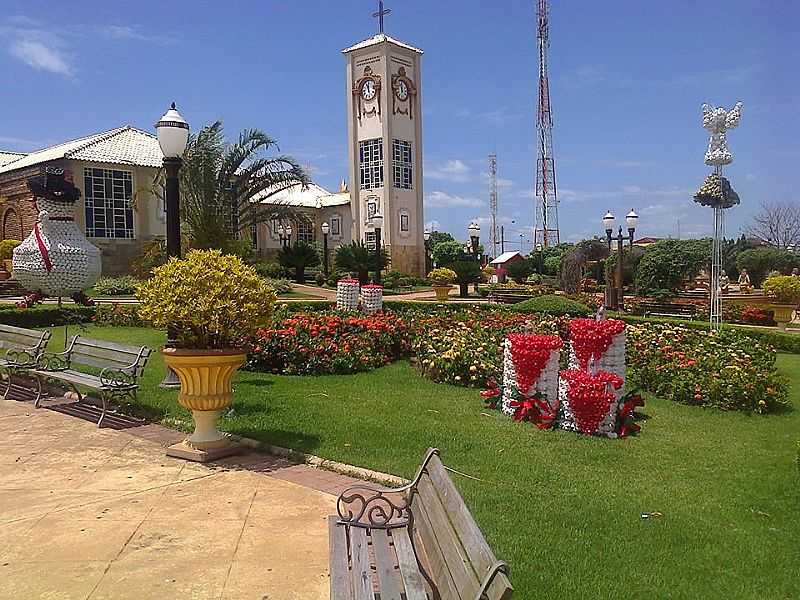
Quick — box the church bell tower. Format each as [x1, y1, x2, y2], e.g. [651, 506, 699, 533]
[343, 6, 425, 276]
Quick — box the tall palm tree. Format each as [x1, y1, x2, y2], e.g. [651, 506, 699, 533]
[178, 121, 310, 251]
[278, 241, 320, 283]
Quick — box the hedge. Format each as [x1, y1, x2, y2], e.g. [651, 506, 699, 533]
[509, 294, 591, 316]
[0, 305, 96, 328]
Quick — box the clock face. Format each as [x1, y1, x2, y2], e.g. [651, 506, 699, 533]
[361, 80, 376, 101]
[396, 80, 409, 101]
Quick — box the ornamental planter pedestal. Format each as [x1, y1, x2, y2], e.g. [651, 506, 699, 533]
[163, 348, 246, 462]
[770, 303, 797, 331]
[434, 286, 452, 302]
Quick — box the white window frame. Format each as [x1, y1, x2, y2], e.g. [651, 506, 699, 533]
[359, 138, 384, 190]
[296, 219, 314, 244]
[365, 230, 377, 250]
[392, 139, 413, 189]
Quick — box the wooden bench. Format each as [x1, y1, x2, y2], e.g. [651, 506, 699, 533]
[31, 335, 151, 427]
[641, 302, 697, 320]
[329, 448, 513, 600]
[0, 324, 52, 399]
[488, 288, 535, 305]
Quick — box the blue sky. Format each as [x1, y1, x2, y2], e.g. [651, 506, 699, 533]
[1, 0, 797, 250]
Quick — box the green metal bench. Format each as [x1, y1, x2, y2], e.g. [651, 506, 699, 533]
[0, 324, 52, 399]
[31, 335, 151, 427]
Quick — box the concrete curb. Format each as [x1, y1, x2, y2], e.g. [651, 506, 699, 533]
[229, 433, 409, 487]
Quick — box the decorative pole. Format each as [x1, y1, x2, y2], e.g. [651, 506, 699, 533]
[695, 102, 743, 331]
[372, 212, 384, 284]
[321, 221, 330, 277]
[155, 103, 189, 389]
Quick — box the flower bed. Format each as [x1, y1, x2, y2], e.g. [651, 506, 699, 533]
[408, 308, 569, 387]
[248, 312, 409, 375]
[626, 323, 788, 413]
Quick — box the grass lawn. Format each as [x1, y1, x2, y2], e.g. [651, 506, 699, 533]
[47, 325, 800, 599]
[277, 291, 323, 299]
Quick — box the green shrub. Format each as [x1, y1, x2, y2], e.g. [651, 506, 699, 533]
[0, 305, 95, 327]
[92, 276, 140, 296]
[432, 240, 466, 267]
[278, 241, 320, 283]
[131, 239, 168, 279]
[93, 304, 146, 327]
[763, 275, 800, 304]
[510, 294, 591, 316]
[253, 261, 287, 279]
[505, 258, 536, 283]
[526, 273, 542, 285]
[736, 248, 799, 286]
[264, 278, 292, 295]
[635, 239, 711, 294]
[0, 240, 21, 261]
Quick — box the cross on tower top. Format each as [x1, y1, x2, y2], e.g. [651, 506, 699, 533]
[372, 0, 391, 33]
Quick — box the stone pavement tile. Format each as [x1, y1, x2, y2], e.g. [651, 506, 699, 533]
[0, 399, 36, 418]
[78, 451, 186, 492]
[123, 423, 185, 446]
[0, 488, 70, 523]
[4, 513, 141, 562]
[90, 557, 230, 600]
[0, 518, 42, 560]
[0, 461, 92, 491]
[53, 488, 166, 522]
[118, 517, 244, 562]
[247, 478, 336, 524]
[0, 560, 107, 600]
[148, 471, 258, 522]
[221, 559, 330, 600]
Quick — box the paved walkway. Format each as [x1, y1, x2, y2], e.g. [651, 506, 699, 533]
[0, 397, 362, 599]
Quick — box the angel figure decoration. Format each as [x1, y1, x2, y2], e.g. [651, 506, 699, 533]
[702, 101, 743, 167]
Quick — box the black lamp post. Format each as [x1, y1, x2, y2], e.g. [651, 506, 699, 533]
[423, 229, 431, 274]
[321, 221, 330, 276]
[536, 242, 544, 273]
[468, 221, 480, 260]
[372, 212, 383, 284]
[602, 209, 639, 311]
[155, 102, 189, 388]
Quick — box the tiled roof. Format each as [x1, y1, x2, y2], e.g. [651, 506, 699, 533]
[0, 126, 163, 174]
[342, 33, 423, 54]
[0, 151, 27, 168]
[490, 251, 523, 265]
[252, 182, 350, 208]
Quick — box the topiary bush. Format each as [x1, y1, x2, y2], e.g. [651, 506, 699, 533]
[137, 249, 275, 349]
[510, 294, 591, 316]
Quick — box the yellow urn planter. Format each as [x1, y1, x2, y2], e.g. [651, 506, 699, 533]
[434, 286, 452, 302]
[162, 348, 246, 461]
[770, 303, 797, 332]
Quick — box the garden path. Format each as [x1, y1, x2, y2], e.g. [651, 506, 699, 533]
[0, 397, 361, 600]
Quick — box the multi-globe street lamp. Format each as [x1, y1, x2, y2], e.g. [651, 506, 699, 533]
[536, 242, 544, 274]
[155, 102, 189, 388]
[423, 229, 432, 273]
[321, 221, 330, 276]
[602, 209, 639, 310]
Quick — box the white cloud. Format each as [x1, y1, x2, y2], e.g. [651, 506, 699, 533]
[456, 106, 523, 126]
[426, 159, 471, 183]
[425, 220, 441, 231]
[425, 190, 484, 208]
[10, 39, 73, 76]
[99, 25, 170, 44]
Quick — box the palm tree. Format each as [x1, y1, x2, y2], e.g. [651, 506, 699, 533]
[278, 241, 320, 283]
[334, 241, 390, 284]
[177, 121, 309, 251]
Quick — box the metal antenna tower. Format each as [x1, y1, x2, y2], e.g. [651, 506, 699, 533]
[533, 0, 560, 247]
[488, 153, 498, 258]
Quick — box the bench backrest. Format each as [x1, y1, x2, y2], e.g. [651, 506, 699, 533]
[0, 324, 51, 354]
[66, 335, 152, 377]
[410, 451, 513, 600]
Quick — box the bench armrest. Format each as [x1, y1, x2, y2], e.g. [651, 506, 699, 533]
[99, 366, 137, 388]
[5, 345, 40, 368]
[36, 351, 71, 371]
[336, 482, 412, 530]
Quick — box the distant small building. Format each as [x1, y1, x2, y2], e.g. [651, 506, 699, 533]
[489, 251, 524, 283]
[633, 237, 662, 248]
